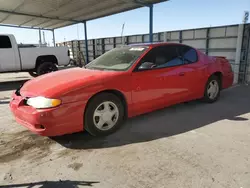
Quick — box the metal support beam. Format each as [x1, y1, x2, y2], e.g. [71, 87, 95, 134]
[113, 37, 116, 48]
[163, 31, 168, 42]
[235, 24, 244, 84]
[149, 4, 153, 43]
[242, 25, 250, 83]
[179, 31, 182, 43]
[83, 21, 89, 64]
[132, 0, 151, 7]
[101, 38, 105, 54]
[39, 28, 42, 47]
[205, 28, 210, 55]
[0, 9, 80, 23]
[0, 24, 52, 31]
[158, 32, 161, 42]
[71, 41, 75, 58]
[93, 39, 96, 59]
[132, 0, 153, 43]
[19, 18, 36, 27]
[52, 29, 56, 46]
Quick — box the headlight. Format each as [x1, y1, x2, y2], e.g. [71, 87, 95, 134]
[26, 96, 61, 109]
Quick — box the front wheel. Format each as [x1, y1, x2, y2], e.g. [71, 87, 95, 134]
[84, 93, 125, 136]
[37, 62, 58, 76]
[28, 71, 38, 77]
[203, 75, 220, 103]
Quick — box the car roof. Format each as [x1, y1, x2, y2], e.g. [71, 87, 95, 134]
[129, 42, 185, 48]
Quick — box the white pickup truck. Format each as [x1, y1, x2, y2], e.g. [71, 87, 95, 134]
[0, 34, 70, 76]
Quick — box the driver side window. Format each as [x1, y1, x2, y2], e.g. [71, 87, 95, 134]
[139, 45, 184, 70]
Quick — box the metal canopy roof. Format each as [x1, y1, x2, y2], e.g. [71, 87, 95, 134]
[0, 0, 167, 30]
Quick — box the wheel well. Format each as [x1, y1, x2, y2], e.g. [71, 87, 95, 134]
[211, 72, 223, 88]
[86, 90, 128, 118]
[35, 55, 58, 69]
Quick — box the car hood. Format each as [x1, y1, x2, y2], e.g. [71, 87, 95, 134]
[20, 68, 118, 97]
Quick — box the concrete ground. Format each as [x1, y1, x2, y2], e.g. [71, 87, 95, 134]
[0, 73, 250, 188]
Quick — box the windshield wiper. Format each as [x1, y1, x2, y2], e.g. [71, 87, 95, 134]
[85, 67, 107, 71]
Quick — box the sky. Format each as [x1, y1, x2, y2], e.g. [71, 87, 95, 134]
[1, 0, 249, 45]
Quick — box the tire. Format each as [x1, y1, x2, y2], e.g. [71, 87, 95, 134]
[28, 71, 38, 77]
[203, 75, 221, 103]
[37, 62, 58, 76]
[84, 93, 125, 136]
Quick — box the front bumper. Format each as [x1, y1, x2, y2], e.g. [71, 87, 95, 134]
[9, 93, 86, 136]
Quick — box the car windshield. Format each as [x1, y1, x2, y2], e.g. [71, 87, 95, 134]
[85, 46, 148, 71]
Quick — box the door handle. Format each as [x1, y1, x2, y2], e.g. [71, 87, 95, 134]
[179, 72, 185, 76]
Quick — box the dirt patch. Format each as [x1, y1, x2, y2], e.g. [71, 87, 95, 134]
[3, 173, 13, 181]
[57, 149, 73, 158]
[0, 130, 56, 163]
[71, 156, 78, 160]
[68, 163, 83, 171]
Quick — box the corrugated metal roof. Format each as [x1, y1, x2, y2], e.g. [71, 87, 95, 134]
[0, 0, 168, 30]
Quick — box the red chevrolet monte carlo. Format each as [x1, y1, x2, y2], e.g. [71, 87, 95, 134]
[10, 43, 233, 137]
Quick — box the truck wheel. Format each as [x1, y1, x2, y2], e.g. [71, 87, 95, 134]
[37, 62, 58, 76]
[28, 71, 38, 77]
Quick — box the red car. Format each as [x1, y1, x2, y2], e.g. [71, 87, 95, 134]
[10, 43, 233, 137]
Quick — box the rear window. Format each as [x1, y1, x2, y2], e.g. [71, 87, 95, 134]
[181, 46, 198, 63]
[0, 36, 12, 48]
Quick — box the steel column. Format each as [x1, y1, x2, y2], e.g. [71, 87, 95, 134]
[38, 28, 42, 47]
[240, 24, 250, 84]
[83, 21, 89, 64]
[101, 38, 105, 54]
[93, 39, 96, 59]
[52, 29, 56, 46]
[179, 31, 182, 43]
[235, 24, 244, 83]
[149, 4, 153, 43]
[71, 41, 75, 58]
[205, 28, 210, 55]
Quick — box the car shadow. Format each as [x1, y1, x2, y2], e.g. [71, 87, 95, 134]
[53, 85, 250, 150]
[0, 180, 99, 188]
[0, 80, 29, 91]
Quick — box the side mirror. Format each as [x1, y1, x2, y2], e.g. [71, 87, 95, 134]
[138, 62, 156, 70]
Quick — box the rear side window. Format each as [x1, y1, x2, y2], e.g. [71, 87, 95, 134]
[0, 36, 12, 48]
[181, 46, 198, 63]
[140, 45, 183, 68]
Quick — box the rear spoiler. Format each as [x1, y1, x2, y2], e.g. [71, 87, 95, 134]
[212, 56, 227, 59]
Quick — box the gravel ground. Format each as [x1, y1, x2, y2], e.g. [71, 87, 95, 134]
[0, 73, 250, 188]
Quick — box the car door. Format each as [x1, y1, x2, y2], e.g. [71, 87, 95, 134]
[0, 35, 17, 72]
[130, 45, 189, 115]
[178, 45, 207, 100]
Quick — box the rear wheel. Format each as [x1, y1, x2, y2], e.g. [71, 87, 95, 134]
[84, 93, 125, 136]
[37, 62, 58, 76]
[203, 75, 220, 103]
